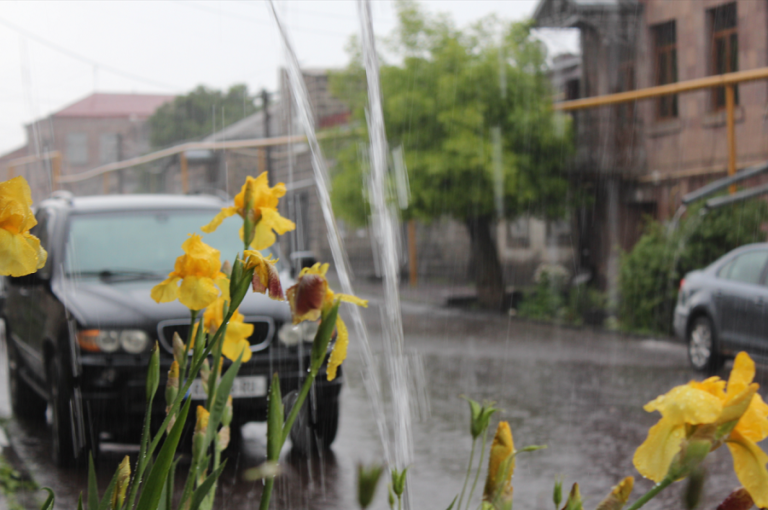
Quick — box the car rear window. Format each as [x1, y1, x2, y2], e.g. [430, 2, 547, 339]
[64, 209, 280, 277]
[717, 250, 768, 285]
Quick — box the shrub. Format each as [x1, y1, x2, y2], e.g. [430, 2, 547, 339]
[619, 199, 768, 334]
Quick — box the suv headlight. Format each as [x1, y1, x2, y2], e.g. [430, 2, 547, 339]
[277, 321, 319, 347]
[77, 329, 149, 353]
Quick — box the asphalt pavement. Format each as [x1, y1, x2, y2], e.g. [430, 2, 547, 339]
[0, 292, 765, 510]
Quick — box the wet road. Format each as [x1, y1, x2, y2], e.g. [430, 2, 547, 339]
[2, 302, 765, 510]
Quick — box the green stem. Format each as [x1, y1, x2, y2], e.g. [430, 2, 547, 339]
[456, 438, 477, 510]
[259, 478, 275, 510]
[206, 321, 226, 410]
[624, 476, 675, 510]
[397, 495, 402, 510]
[259, 361, 319, 510]
[281, 365, 319, 446]
[180, 309, 198, 381]
[465, 427, 489, 510]
[125, 398, 153, 510]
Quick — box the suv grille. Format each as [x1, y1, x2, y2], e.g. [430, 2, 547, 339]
[157, 316, 275, 355]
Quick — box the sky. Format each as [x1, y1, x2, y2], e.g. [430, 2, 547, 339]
[0, 0, 579, 155]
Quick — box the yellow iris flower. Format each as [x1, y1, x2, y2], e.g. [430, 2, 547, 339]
[201, 172, 295, 250]
[633, 352, 768, 507]
[197, 292, 254, 363]
[0, 176, 47, 277]
[483, 421, 515, 501]
[285, 263, 367, 381]
[151, 234, 228, 311]
[243, 250, 284, 300]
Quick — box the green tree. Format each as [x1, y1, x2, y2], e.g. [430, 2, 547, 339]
[148, 84, 257, 148]
[329, 1, 572, 308]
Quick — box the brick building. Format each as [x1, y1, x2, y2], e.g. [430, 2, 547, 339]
[0, 92, 173, 201]
[535, 0, 768, 293]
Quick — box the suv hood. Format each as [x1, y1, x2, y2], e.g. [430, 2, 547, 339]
[54, 276, 292, 330]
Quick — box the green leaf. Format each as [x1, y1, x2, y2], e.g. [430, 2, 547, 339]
[311, 300, 340, 371]
[87, 453, 99, 510]
[445, 495, 458, 510]
[77, 492, 83, 510]
[136, 397, 192, 510]
[39, 488, 55, 510]
[146, 341, 160, 402]
[204, 354, 243, 447]
[96, 466, 122, 510]
[267, 373, 284, 461]
[187, 461, 227, 510]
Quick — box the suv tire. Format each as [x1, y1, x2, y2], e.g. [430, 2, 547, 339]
[688, 315, 724, 375]
[6, 340, 47, 421]
[287, 394, 339, 456]
[48, 357, 80, 467]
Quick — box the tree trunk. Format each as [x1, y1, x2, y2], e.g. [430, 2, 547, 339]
[466, 216, 505, 310]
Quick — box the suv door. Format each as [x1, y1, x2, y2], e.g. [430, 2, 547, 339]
[714, 249, 768, 352]
[5, 208, 55, 378]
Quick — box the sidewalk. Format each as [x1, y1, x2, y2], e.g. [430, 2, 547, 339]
[325, 272, 477, 308]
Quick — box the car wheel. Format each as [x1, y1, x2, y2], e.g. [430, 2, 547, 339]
[286, 393, 339, 456]
[48, 358, 79, 467]
[6, 340, 47, 421]
[688, 315, 724, 374]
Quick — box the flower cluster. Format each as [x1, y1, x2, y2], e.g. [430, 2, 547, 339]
[633, 351, 768, 507]
[286, 262, 368, 380]
[0, 176, 47, 277]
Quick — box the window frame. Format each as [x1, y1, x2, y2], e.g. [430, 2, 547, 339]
[652, 20, 678, 120]
[717, 249, 768, 286]
[710, 3, 739, 110]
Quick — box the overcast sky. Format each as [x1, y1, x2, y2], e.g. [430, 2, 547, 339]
[0, 0, 578, 155]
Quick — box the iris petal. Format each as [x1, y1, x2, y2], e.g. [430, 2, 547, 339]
[727, 352, 755, 399]
[327, 317, 348, 381]
[0, 228, 43, 277]
[179, 275, 219, 311]
[150, 276, 181, 303]
[201, 207, 237, 233]
[726, 431, 768, 509]
[633, 416, 686, 482]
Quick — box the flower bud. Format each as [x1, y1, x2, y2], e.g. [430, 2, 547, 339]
[165, 360, 179, 406]
[222, 395, 233, 427]
[146, 342, 160, 402]
[172, 332, 185, 366]
[217, 426, 230, 452]
[391, 467, 408, 498]
[716, 488, 754, 510]
[563, 483, 582, 510]
[112, 455, 131, 510]
[595, 477, 633, 510]
[553, 478, 563, 509]
[200, 359, 211, 388]
[357, 463, 384, 509]
[193, 406, 210, 461]
[222, 260, 232, 278]
[388, 486, 395, 510]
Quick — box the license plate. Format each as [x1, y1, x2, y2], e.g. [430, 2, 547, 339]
[188, 376, 267, 400]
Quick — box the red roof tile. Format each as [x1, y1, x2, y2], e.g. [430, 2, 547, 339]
[54, 93, 174, 119]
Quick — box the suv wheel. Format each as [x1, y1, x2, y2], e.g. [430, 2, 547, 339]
[6, 340, 47, 421]
[688, 316, 724, 374]
[287, 393, 339, 456]
[48, 358, 79, 467]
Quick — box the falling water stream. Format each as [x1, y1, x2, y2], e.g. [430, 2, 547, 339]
[267, 0, 415, 487]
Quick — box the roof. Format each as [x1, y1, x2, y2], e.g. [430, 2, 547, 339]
[41, 193, 227, 213]
[534, 0, 638, 27]
[53, 93, 175, 119]
[203, 105, 280, 143]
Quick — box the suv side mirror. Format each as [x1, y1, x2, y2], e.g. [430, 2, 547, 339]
[289, 251, 317, 278]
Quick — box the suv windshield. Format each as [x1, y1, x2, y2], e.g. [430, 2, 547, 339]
[64, 209, 279, 279]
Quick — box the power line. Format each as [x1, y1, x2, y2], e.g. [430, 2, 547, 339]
[0, 16, 180, 92]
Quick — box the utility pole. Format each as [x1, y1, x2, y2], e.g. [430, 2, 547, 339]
[261, 89, 272, 184]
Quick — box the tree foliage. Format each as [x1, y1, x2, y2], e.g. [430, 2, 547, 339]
[619, 199, 768, 334]
[329, 1, 572, 226]
[148, 84, 257, 148]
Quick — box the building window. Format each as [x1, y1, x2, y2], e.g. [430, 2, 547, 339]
[710, 3, 738, 109]
[506, 216, 531, 249]
[100, 133, 119, 164]
[653, 21, 678, 119]
[66, 133, 88, 165]
[565, 79, 580, 101]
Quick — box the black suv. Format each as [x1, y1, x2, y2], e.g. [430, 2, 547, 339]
[2, 192, 341, 465]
